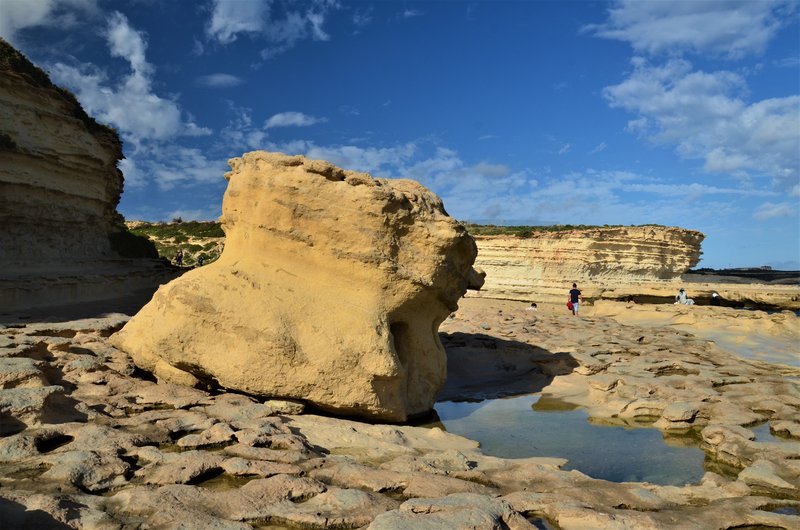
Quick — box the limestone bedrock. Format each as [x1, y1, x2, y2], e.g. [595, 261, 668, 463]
[111, 151, 483, 421]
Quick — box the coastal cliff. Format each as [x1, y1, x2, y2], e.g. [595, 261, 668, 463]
[0, 38, 173, 314]
[472, 226, 704, 301]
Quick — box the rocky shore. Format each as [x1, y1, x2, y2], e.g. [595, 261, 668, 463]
[3, 35, 798, 530]
[2, 298, 798, 529]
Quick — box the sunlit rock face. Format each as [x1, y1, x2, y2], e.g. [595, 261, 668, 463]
[471, 226, 705, 302]
[0, 38, 165, 313]
[111, 151, 482, 421]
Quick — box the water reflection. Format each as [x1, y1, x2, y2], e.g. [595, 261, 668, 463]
[423, 393, 706, 486]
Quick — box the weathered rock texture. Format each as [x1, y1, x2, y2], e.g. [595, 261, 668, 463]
[111, 151, 482, 421]
[472, 226, 704, 301]
[3, 300, 799, 529]
[0, 38, 171, 313]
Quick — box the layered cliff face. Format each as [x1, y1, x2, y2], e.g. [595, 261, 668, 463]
[0, 39, 131, 270]
[0, 39, 169, 313]
[472, 226, 705, 302]
[111, 151, 483, 421]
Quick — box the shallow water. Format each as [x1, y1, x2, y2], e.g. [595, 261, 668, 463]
[699, 330, 800, 367]
[425, 394, 707, 486]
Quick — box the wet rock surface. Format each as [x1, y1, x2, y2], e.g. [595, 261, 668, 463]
[2, 299, 799, 529]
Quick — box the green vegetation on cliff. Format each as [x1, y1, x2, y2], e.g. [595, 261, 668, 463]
[127, 221, 225, 266]
[462, 223, 667, 237]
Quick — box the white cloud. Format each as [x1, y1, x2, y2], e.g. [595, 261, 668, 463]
[264, 111, 327, 129]
[300, 143, 418, 176]
[753, 202, 796, 220]
[338, 105, 360, 116]
[206, 0, 268, 44]
[0, 0, 97, 43]
[253, 136, 777, 232]
[585, 0, 793, 59]
[205, 0, 340, 58]
[603, 58, 800, 188]
[625, 182, 776, 198]
[48, 12, 210, 148]
[106, 11, 149, 74]
[219, 103, 269, 151]
[118, 157, 145, 187]
[774, 55, 800, 68]
[166, 207, 222, 222]
[307, 11, 330, 41]
[352, 7, 373, 28]
[589, 142, 607, 154]
[196, 73, 245, 88]
[402, 9, 422, 19]
[558, 143, 571, 155]
[128, 144, 229, 191]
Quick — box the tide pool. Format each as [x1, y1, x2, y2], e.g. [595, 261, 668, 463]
[424, 394, 707, 486]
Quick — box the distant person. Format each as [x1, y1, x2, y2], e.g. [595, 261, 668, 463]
[675, 288, 695, 305]
[569, 283, 582, 316]
[710, 292, 721, 306]
[175, 249, 183, 266]
[526, 303, 538, 311]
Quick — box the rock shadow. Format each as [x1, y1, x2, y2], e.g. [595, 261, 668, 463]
[0, 284, 179, 326]
[0, 497, 73, 529]
[0, 412, 27, 436]
[437, 332, 577, 403]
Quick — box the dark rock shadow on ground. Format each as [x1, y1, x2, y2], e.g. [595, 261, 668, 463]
[437, 332, 577, 403]
[0, 497, 73, 529]
[0, 286, 173, 326]
[39, 393, 88, 425]
[0, 412, 27, 436]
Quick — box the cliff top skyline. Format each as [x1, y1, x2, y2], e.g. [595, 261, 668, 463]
[2, 0, 798, 269]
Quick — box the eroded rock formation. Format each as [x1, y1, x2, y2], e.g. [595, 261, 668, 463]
[472, 226, 705, 302]
[111, 151, 482, 421]
[0, 38, 170, 314]
[2, 299, 799, 528]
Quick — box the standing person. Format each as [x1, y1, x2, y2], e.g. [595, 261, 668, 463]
[569, 283, 582, 316]
[175, 249, 183, 267]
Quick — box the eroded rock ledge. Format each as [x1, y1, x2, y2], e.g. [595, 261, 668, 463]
[111, 151, 483, 421]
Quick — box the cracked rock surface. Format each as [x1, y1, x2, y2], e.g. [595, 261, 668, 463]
[1, 299, 799, 529]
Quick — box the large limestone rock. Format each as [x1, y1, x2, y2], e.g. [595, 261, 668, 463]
[111, 151, 482, 421]
[0, 38, 172, 314]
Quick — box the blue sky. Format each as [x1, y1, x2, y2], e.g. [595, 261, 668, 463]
[3, 0, 799, 269]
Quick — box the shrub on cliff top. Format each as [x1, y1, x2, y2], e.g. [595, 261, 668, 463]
[0, 37, 119, 148]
